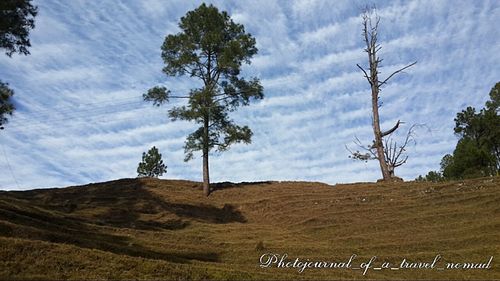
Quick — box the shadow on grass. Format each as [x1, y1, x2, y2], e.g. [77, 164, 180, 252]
[5, 178, 247, 227]
[0, 178, 252, 262]
[150, 199, 247, 224]
[89, 180, 247, 224]
[0, 201, 218, 263]
[0, 178, 240, 263]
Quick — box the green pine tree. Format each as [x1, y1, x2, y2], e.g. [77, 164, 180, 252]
[439, 82, 500, 180]
[137, 146, 167, 178]
[144, 3, 263, 196]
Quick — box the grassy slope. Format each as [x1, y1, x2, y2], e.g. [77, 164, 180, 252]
[0, 177, 499, 280]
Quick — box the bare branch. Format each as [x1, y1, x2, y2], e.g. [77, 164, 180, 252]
[346, 135, 378, 161]
[394, 156, 408, 167]
[355, 136, 378, 159]
[379, 61, 417, 86]
[357, 64, 372, 85]
[382, 124, 419, 174]
[345, 144, 356, 155]
[381, 120, 403, 137]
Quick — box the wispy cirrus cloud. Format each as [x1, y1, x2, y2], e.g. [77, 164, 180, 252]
[0, 0, 498, 190]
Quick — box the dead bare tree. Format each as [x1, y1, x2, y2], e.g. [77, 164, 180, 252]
[352, 7, 417, 181]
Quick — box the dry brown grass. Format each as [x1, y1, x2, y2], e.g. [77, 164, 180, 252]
[0, 177, 499, 280]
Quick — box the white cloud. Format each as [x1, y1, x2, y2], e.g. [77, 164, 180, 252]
[0, 1, 498, 189]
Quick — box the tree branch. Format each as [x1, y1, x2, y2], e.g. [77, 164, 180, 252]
[346, 136, 378, 161]
[394, 156, 408, 167]
[357, 64, 372, 85]
[379, 61, 417, 86]
[381, 120, 403, 137]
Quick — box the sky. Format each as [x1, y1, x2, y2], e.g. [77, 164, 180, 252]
[0, 0, 498, 190]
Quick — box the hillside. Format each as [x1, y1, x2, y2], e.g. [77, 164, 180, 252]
[0, 177, 499, 280]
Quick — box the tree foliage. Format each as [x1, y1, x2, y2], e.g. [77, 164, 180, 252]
[0, 0, 38, 57]
[137, 146, 167, 178]
[144, 3, 263, 196]
[0, 81, 15, 129]
[419, 82, 500, 181]
[486, 82, 500, 112]
[415, 171, 444, 182]
[444, 83, 500, 179]
[441, 139, 496, 179]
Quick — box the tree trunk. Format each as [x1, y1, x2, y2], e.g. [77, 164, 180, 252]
[369, 56, 391, 181]
[202, 115, 210, 196]
[371, 89, 391, 181]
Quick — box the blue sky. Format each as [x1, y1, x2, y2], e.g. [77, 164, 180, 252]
[0, 0, 498, 190]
